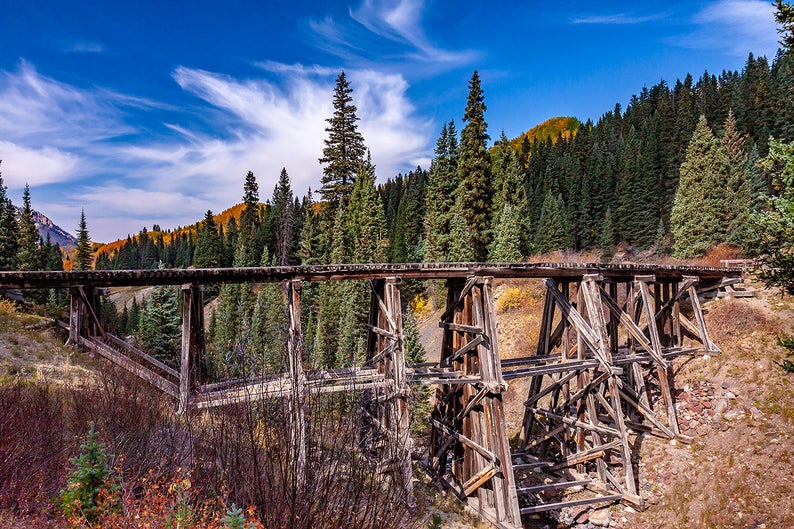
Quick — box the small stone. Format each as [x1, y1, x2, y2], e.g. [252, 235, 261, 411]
[697, 424, 710, 436]
[702, 400, 712, 409]
[725, 391, 736, 399]
[590, 508, 611, 526]
[723, 409, 744, 421]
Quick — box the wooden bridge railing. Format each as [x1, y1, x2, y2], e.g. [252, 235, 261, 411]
[0, 262, 741, 529]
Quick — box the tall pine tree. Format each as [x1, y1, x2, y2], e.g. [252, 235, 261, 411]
[74, 209, 92, 270]
[319, 71, 366, 211]
[671, 116, 722, 257]
[455, 71, 492, 261]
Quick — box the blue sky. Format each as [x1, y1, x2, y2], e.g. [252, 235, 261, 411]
[0, 0, 781, 241]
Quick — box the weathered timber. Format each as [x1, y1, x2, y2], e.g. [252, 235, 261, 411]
[32, 262, 737, 528]
[0, 261, 740, 289]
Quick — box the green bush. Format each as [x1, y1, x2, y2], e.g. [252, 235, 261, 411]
[60, 422, 119, 523]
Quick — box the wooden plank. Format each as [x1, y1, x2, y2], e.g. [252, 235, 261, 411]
[438, 322, 484, 334]
[440, 335, 485, 368]
[528, 408, 621, 437]
[430, 419, 497, 462]
[519, 494, 623, 514]
[516, 479, 592, 494]
[83, 337, 178, 397]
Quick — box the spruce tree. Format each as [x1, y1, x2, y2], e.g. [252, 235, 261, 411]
[193, 210, 222, 268]
[238, 171, 263, 266]
[271, 168, 295, 266]
[490, 131, 529, 259]
[489, 203, 523, 261]
[718, 112, 752, 245]
[455, 71, 492, 261]
[14, 184, 40, 271]
[423, 121, 459, 263]
[0, 163, 17, 270]
[251, 251, 288, 373]
[536, 192, 573, 254]
[137, 284, 181, 367]
[744, 138, 794, 292]
[297, 189, 319, 264]
[671, 116, 722, 257]
[74, 209, 92, 270]
[319, 71, 366, 210]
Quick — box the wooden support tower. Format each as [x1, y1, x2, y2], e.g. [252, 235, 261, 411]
[508, 273, 719, 515]
[427, 276, 522, 529]
[363, 277, 414, 499]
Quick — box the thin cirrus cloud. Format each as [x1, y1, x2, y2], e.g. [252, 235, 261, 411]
[310, 0, 477, 68]
[670, 0, 778, 58]
[570, 12, 669, 25]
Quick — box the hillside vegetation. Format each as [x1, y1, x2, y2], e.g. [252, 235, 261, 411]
[507, 116, 580, 149]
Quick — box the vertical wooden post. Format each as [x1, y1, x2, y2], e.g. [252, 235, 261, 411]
[66, 287, 82, 347]
[384, 277, 414, 496]
[477, 277, 522, 527]
[179, 283, 205, 413]
[635, 277, 679, 434]
[687, 279, 716, 353]
[284, 279, 307, 484]
[581, 274, 637, 496]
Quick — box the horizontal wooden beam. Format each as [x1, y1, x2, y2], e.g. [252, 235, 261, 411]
[0, 261, 740, 289]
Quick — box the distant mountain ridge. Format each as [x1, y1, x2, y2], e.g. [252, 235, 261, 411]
[15, 207, 78, 250]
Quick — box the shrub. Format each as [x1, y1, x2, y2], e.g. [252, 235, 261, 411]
[496, 286, 528, 312]
[60, 423, 120, 523]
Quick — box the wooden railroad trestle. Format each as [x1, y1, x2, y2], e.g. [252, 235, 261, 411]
[0, 263, 739, 528]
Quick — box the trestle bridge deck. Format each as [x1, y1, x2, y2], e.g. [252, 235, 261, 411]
[0, 262, 741, 529]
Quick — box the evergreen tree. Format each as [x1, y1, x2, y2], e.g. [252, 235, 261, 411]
[128, 297, 141, 334]
[319, 71, 366, 210]
[490, 131, 529, 258]
[536, 192, 573, 254]
[0, 163, 18, 270]
[193, 210, 222, 268]
[489, 203, 523, 261]
[60, 424, 119, 523]
[271, 168, 296, 266]
[775, 0, 794, 52]
[137, 284, 181, 367]
[718, 112, 752, 245]
[455, 71, 492, 261]
[74, 209, 92, 270]
[744, 138, 794, 292]
[14, 184, 40, 271]
[671, 116, 722, 257]
[600, 206, 616, 259]
[238, 171, 263, 267]
[297, 189, 319, 264]
[423, 121, 459, 263]
[251, 251, 288, 373]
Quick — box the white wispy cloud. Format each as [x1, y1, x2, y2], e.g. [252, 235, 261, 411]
[309, 0, 477, 68]
[670, 0, 778, 57]
[0, 59, 433, 241]
[571, 12, 668, 25]
[0, 61, 133, 147]
[0, 141, 80, 188]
